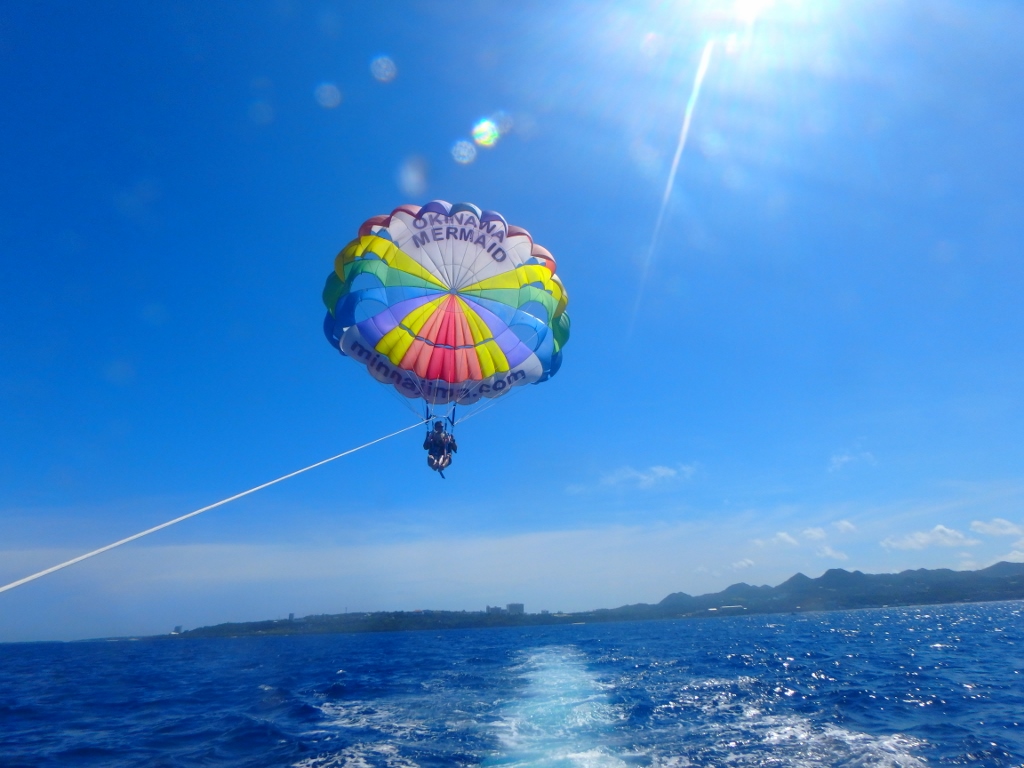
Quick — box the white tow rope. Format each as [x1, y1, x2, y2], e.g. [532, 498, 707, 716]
[0, 421, 424, 594]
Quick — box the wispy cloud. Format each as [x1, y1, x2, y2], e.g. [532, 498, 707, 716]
[569, 463, 696, 493]
[732, 558, 755, 569]
[604, 465, 679, 488]
[881, 525, 980, 550]
[833, 520, 857, 534]
[829, 451, 876, 473]
[755, 531, 799, 547]
[802, 527, 826, 541]
[970, 518, 1024, 537]
[816, 545, 848, 561]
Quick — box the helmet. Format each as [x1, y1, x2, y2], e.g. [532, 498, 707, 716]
[433, 420, 444, 430]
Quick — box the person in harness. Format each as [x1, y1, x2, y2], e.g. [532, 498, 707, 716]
[423, 420, 457, 477]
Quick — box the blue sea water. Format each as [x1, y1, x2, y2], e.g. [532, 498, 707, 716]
[2, 602, 1022, 767]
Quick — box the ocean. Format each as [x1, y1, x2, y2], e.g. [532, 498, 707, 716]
[1, 601, 1022, 767]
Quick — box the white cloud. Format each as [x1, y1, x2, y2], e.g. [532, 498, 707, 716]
[802, 527, 826, 540]
[970, 518, 1024, 537]
[829, 451, 876, 473]
[732, 558, 755, 569]
[833, 520, 857, 534]
[603, 465, 674, 488]
[881, 525, 980, 550]
[598, 463, 696, 490]
[816, 545, 848, 561]
[755, 531, 799, 547]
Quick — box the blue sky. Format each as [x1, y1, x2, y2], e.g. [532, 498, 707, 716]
[3, 0, 1024, 641]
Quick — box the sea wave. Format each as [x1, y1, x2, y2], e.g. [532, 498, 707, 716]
[1, 602, 1021, 767]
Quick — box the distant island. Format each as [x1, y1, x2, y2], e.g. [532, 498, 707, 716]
[174, 561, 1024, 639]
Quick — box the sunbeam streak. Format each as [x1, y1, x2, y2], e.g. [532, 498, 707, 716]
[629, 39, 715, 333]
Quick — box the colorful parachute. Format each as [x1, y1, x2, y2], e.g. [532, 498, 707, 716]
[323, 200, 569, 405]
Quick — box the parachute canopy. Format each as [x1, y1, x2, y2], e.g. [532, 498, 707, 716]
[323, 201, 570, 405]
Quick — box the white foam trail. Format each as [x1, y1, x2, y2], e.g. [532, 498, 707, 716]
[629, 39, 715, 334]
[488, 647, 624, 767]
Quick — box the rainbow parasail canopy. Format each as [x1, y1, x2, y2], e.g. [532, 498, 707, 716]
[322, 201, 570, 405]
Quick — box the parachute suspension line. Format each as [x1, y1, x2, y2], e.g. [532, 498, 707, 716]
[379, 377, 423, 420]
[382, 372, 423, 419]
[408, 370, 430, 421]
[454, 384, 524, 427]
[0, 421, 425, 595]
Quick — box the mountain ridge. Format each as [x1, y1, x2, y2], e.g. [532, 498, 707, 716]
[641, 561, 1024, 618]
[173, 561, 1024, 639]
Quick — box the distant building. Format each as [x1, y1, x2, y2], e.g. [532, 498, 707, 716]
[486, 605, 505, 614]
[506, 603, 524, 615]
[172, 625, 182, 634]
[288, 613, 294, 621]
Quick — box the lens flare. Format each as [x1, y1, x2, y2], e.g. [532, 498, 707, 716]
[397, 156, 427, 196]
[370, 56, 397, 83]
[629, 39, 716, 333]
[472, 118, 500, 146]
[314, 83, 342, 108]
[640, 32, 663, 58]
[492, 111, 514, 135]
[451, 140, 477, 164]
[248, 101, 274, 124]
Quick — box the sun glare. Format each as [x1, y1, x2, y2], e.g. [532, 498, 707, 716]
[734, 0, 774, 25]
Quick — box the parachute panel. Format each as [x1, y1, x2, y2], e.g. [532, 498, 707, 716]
[323, 201, 569, 405]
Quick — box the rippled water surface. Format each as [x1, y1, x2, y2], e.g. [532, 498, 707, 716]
[2, 602, 1022, 767]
